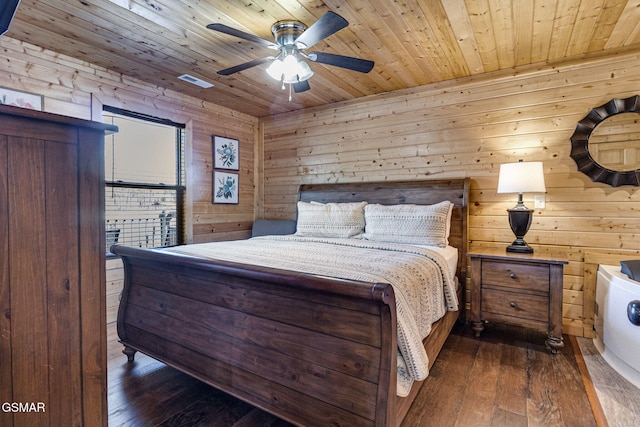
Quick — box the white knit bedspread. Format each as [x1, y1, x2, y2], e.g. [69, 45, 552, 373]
[165, 235, 458, 396]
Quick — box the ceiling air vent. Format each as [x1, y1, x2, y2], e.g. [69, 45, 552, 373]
[177, 74, 214, 88]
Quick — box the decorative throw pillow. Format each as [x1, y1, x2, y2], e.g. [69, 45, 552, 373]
[295, 201, 367, 238]
[363, 201, 453, 247]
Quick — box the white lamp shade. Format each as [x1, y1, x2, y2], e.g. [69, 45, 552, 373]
[497, 161, 546, 194]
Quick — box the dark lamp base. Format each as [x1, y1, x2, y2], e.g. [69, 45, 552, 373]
[506, 239, 533, 253]
[506, 203, 534, 254]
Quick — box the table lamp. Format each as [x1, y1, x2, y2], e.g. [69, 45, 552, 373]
[497, 160, 546, 253]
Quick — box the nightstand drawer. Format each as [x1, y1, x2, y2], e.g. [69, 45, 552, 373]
[482, 288, 548, 322]
[481, 260, 549, 293]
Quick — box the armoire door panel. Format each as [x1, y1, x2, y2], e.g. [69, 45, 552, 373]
[7, 136, 49, 427]
[45, 139, 83, 425]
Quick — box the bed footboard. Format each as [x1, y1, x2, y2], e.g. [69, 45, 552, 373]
[113, 244, 398, 427]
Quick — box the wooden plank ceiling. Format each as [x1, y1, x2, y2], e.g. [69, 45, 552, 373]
[7, 0, 640, 118]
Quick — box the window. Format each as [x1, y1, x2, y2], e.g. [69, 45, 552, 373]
[103, 107, 186, 253]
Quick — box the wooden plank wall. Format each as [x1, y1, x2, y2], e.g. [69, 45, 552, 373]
[260, 50, 640, 337]
[0, 36, 258, 244]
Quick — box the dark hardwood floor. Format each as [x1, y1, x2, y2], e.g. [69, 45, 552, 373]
[108, 321, 599, 426]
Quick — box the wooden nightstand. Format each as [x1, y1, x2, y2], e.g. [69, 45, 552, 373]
[469, 250, 567, 353]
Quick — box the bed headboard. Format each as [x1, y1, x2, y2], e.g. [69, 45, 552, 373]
[297, 178, 470, 283]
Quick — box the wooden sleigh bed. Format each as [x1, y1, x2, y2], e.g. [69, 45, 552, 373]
[113, 178, 469, 426]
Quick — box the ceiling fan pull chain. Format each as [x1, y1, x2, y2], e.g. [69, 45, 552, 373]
[288, 83, 292, 101]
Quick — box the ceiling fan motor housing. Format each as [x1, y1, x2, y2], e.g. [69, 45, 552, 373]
[272, 21, 307, 47]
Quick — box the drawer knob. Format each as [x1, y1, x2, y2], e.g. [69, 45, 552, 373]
[509, 302, 517, 308]
[510, 273, 517, 279]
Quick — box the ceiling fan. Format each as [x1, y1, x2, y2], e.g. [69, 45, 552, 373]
[206, 11, 374, 98]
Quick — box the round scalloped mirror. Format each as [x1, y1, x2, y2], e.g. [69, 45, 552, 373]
[588, 112, 640, 172]
[570, 96, 640, 187]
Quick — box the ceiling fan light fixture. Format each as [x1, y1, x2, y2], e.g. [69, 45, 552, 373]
[266, 54, 313, 84]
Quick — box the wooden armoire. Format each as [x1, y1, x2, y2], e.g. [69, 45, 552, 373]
[0, 104, 116, 426]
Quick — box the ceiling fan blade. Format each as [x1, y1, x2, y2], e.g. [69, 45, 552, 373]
[207, 23, 278, 49]
[308, 52, 374, 73]
[294, 11, 348, 49]
[217, 57, 274, 76]
[293, 80, 310, 93]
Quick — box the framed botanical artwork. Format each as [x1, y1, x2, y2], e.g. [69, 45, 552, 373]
[0, 86, 43, 111]
[213, 171, 239, 204]
[213, 135, 239, 170]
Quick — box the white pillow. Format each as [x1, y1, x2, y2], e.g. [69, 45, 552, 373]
[363, 201, 453, 247]
[295, 201, 367, 238]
